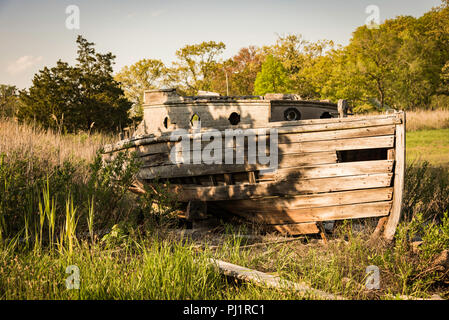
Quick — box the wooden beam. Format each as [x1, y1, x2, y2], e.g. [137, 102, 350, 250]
[170, 173, 393, 202]
[278, 125, 395, 144]
[248, 172, 256, 184]
[210, 259, 345, 300]
[138, 152, 338, 179]
[140, 151, 337, 170]
[226, 188, 393, 211]
[233, 201, 392, 224]
[383, 112, 406, 240]
[271, 222, 320, 235]
[279, 135, 394, 154]
[260, 160, 394, 181]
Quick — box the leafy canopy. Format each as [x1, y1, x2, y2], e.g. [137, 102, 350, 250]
[18, 36, 132, 133]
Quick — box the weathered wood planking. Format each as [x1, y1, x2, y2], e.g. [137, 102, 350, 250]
[138, 152, 339, 179]
[261, 160, 394, 181]
[270, 222, 320, 235]
[384, 112, 406, 240]
[138, 157, 391, 181]
[170, 173, 393, 201]
[279, 135, 394, 154]
[226, 201, 392, 224]
[103, 117, 400, 154]
[139, 150, 337, 168]
[137, 133, 393, 179]
[130, 125, 394, 158]
[127, 124, 393, 167]
[225, 187, 393, 211]
[277, 125, 395, 144]
[210, 258, 345, 300]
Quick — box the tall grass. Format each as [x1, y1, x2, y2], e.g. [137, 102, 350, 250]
[406, 109, 449, 132]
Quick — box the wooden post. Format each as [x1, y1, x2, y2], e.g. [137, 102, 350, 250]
[370, 148, 396, 241]
[383, 112, 405, 240]
[338, 99, 348, 118]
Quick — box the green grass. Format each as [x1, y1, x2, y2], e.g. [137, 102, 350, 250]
[1, 216, 448, 300]
[407, 129, 449, 166]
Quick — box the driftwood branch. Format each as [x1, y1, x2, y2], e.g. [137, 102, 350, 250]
[210, 258, 345, 300]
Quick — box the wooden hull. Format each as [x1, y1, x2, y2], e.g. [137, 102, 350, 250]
[103, 112, 405, 239]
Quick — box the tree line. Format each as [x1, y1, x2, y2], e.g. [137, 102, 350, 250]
[1, 0, 448, 133]
[117, 1, 449, 114]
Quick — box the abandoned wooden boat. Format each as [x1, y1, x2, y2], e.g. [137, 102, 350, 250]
[103, 88, 405, 240]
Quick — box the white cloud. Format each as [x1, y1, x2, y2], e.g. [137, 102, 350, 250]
[7, 55, 43, 75]
[151, 9, 165, 17]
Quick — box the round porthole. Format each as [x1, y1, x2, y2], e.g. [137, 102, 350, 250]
[284, 108, 301, 121]
[163, 116, 170, 129]
[320, 112, 332, 119]
[228, 112, 241, 125]
[190, 113, 200, 126]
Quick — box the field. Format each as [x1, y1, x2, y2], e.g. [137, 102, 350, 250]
[407, 129, 449, 167]
[1, 112, 448, 300]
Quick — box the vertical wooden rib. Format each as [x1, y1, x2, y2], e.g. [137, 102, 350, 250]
[371, 148, 396, 240]
[383, 112, 405, 240]
[248, 172, 256, 184]
[224, 173, 233, 185]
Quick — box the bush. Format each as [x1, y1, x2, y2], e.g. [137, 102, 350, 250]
[403, 161, 449, 222]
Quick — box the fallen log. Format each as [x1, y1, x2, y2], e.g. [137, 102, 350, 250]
[209, 258, 345, 300]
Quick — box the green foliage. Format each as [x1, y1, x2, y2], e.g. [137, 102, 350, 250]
[0, 147, 143, 246]
[253, 55, 293, 95]
[115, 59, 166, 121]
[403, 161, 449, 221]
[169, 41, 226, 95]
[0, 85, 19, 118]
[18, 36, 132, 133]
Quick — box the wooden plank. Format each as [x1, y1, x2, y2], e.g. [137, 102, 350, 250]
[384, 112, 406, 240]
[103, 116, 400, 153]
[134, 126, 394, 158]
[223, 173, 233, 185]
[170, 173, 393, 202]
[233, 201, 392, 224]
[271, 222, 319, 235]
[277, 125, 395, 144]
[267, 114, 400, 129]
[260, 160, 394, 181]
[140, 151, 337, 169]
[278, 135, 394, 154]
[138, 152, 338, 179]
[248, 172, 256, 184]
[210, 259, 345, 300]
[371, 147, 396, 239]
[228, 188, 393, 211]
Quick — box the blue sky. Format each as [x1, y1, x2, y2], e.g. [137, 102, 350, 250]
[0, 0, 442, 89]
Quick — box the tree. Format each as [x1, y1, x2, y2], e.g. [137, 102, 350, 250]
[266, 34, 334, 99]
[228, 46, 264, 96]
[115, 59, 166, 119]
[253, 55, 292, 95]
[168, 41, 226, 95]
[0, 85, 19, 118]
[18, 36, 132, 132]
